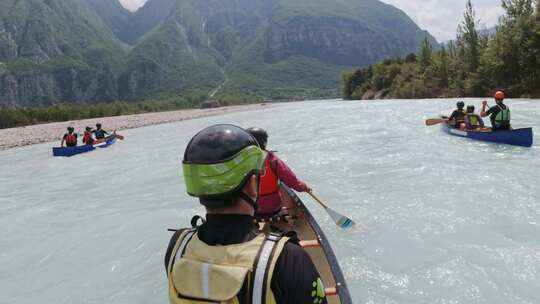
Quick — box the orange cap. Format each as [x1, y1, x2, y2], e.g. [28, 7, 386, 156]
[495, 91, 505, 100]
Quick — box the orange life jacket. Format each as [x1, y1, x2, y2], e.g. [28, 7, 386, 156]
[260, 157, 279, 196]
[82, 131, 93, 145]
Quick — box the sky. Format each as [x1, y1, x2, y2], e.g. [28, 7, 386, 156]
[119, 0, 146, 11]
[380, 0, 504, 41]
[118, 0, 505, 42]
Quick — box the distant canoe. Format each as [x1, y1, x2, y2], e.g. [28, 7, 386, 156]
[441, 121, 533, 147]
[52, 137, 117, 157]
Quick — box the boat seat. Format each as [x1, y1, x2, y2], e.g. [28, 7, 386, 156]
[254, 207, 300, 224]
[325, 287, 338, 296]
[299, 239, 320, 248]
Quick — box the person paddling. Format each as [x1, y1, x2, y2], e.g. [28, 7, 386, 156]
[448, 101, 466, 128]
[481, 91, 511, 131]
[463, 105, 485, 130]
[82, 127, 95, 145]
[61, 127, 78, 147]
[246, 127, 312, 215]
[92, 123, 109, 140]
[165, 124, 327, 304]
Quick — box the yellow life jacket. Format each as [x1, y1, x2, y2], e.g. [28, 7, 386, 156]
[494, 105, 511, 125]
[467, 113, 480, 127]
[167, 229, 289, 304]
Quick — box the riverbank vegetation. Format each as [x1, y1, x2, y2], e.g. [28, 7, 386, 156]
[342, 0, 540, 100]
[0, 95, 260, 129]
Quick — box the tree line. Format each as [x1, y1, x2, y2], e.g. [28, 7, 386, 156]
[342, 0, 540, 100]
[0, 95, 260, 129]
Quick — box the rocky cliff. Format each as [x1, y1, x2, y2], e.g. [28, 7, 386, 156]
[0, 0, 126, 105]
[0, 0, 438, 106]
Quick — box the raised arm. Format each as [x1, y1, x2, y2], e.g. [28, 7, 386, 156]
[481, 100, 488, 117]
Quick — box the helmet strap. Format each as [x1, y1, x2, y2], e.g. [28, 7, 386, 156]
[239, 191, 259, 211]
[238, 172, 260, 210]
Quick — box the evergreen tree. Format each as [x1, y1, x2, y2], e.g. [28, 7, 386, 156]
[458, 0, 480, 73]
[438, 46, 450, 88]
[341, 0, 540, 100]
[405, 53, 417, 63]
[501, 0, 534, 20]
[419, 37, 433, 71]
[342, 70, 365, 100]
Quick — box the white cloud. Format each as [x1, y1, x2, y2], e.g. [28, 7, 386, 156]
[380, 0, 505, 42]
[119, 0, 147, 12]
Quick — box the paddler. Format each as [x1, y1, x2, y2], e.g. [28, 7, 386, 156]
[82, 127, 95, 145]
[463, 105, 485, 130]
[246, 127, 312, 215]
[448, 101, 466, 128]
[165, 124, 327, 304]
[61, 126, 78, 147]
[481, 91, 511, 130]
[92, 123, 109, 139]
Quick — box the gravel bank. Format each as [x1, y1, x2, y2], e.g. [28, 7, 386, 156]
[0, 104, 267, 150]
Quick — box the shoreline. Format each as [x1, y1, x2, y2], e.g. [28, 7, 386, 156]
[0, 104, 268, 151]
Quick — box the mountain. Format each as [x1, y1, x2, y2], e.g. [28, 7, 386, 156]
[0, 0, 438, 106]
[0, 0, 126, 106]
[86, 0, 176, 45]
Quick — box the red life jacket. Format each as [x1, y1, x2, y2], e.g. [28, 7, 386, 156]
[260, 157, 279, 196]
[65, 133, 77, 145]
[82, 132, 93, 145]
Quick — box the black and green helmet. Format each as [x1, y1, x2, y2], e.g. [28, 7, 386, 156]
[182, 124, 267, 205]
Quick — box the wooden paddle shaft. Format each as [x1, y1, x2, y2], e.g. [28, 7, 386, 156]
[425, 118, 447, 126]
[308, 192, 329, 209]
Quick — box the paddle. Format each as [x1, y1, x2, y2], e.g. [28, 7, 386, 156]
[425, 118, 447, 126]
[109, 131, 124, 140]
[307, 192, 357, 229]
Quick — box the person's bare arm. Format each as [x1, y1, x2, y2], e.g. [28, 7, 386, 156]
[481, 100, 488, 117]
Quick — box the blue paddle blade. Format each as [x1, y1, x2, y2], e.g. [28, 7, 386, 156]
[327, 207, 356, 229]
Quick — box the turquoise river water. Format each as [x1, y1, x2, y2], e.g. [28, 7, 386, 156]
[1, 99, 539, 304]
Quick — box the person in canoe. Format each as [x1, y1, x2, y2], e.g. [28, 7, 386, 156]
[92, 123, 109, 140]
[61, 127, 78, 147]
[82, 127, 95, 145]
[165, 124, 327, 304]
[448, 101, 466, 128]
[481, 91, 511, 131]
[463, 105, 485, 130]
[246, 127, 312, 216]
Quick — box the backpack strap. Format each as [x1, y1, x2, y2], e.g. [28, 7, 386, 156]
[164, 229, 185, 273]
[251, 233, 282, 304]
[165, 228, 197, 277]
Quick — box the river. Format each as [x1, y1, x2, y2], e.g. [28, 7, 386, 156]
[1, 98, 539, 303]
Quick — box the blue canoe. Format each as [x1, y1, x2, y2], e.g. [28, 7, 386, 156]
[52, 137, 117, 157]
[441, 123, 533, 147]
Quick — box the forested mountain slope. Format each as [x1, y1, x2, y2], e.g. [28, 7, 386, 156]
[0, 0, 437, 105]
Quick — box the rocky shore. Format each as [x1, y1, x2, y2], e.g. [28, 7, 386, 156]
[0, 104, 266, 150]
